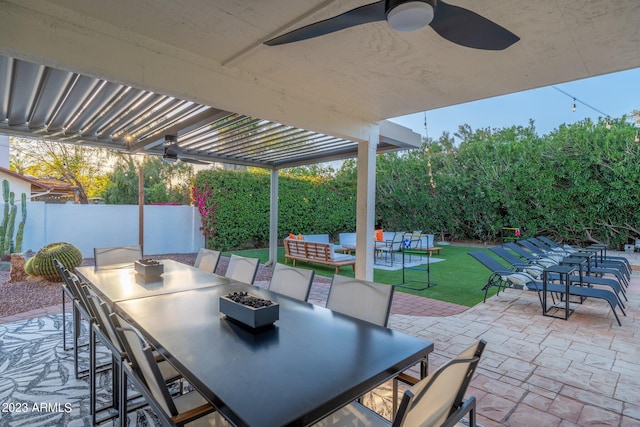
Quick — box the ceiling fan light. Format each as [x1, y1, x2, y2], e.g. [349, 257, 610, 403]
[387, 0, 434, 32]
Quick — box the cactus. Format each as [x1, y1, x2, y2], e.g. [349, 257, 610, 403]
[4, 201, 16, 254]
[24, 256, 34, 275]
[15, 193, 27, 253]
[0, 179, 28, 256]
[0, 180, 8, 253]
[26, 242, 83, 281]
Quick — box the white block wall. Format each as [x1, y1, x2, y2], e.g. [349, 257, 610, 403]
[20, 202, 204, 257]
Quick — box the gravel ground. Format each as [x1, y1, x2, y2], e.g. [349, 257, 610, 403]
[0, 253, 278, 318]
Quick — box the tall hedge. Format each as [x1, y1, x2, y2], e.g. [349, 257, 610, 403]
[193, 116, 640, 251]
[192, 169, 355, 250]
[375, 117, 640, 248]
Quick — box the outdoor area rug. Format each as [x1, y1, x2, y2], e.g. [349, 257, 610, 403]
[0, 314, 407, 426]
[0, 314, 171, 427]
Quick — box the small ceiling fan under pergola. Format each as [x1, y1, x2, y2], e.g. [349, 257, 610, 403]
[162, 135, 210, 165]
[264, 0, 519, 50]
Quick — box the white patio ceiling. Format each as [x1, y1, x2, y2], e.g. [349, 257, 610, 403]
[1, 0, 638, 155]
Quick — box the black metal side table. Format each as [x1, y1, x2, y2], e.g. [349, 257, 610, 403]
[572, 250, 596, 273]
[559, 256, 587, 304]
[542, 265, 576, 320]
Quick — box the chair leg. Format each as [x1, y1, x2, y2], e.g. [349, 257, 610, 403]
[468, 398, 477, 427]
[119, 364, 127, 427]
[62, 289, 69, 351]
[90, 325, 96, 425]
[73, 305, 80, 379]
[112, 354, 120, 410]
[392, 377, 399, 416]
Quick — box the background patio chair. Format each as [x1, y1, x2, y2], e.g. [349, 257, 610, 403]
[326, 274, 394, 327]
[94, 245, 142, 269]
[315, 340, 486, 427]
[193, 248, 221, 274]
[468, 251, 539, 302]
[268, 263, 314, 302]
[375, 232, 404, 266]
[225, 254, 260, 284]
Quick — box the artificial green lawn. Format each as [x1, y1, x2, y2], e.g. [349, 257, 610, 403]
[223, 245, 500, 307]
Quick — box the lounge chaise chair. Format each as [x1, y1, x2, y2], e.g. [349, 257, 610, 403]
[490, 246, 627, 306]
[536, 236, 631, 276]
[469, 250, 625, 326]
[518, 239, 629, 285]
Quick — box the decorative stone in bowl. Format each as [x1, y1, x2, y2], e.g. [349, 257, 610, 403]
[219, 291, 279, 329]
[134, 258, 164, 280]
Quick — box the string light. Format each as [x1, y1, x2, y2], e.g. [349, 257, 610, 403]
[552, 86, 612, 125]
[424, 111, 428, 138]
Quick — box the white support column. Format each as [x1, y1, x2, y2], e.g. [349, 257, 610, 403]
[0, 135, 9, 169]
[268, 169, 279, 266]
[355, 126, 379, 280]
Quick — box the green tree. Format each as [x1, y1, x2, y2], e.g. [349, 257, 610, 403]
[102, 155, 195, 204]
[9, 137, 112, 203]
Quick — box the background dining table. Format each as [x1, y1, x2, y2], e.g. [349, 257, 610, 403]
[75, 259, 231, 303]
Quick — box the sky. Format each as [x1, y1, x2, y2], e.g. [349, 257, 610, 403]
[388, 67, 640, 142]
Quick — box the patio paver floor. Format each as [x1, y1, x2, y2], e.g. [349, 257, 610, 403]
[2, 256, 639, 426]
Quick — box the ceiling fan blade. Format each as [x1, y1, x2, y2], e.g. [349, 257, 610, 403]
[165, 144, 183, 156]
[429, 1, 519, 50]
[264, 1, 386, 46]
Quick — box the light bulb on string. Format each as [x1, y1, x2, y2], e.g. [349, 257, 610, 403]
[606, 119, 611, 130]
[572, 98, 576, 112]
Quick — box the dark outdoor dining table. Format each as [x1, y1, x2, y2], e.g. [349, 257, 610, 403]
[114, 283, 434, 427]
[75, 259, 231, 303]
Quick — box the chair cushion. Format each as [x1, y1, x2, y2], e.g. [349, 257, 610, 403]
[502, 272, 535, 288]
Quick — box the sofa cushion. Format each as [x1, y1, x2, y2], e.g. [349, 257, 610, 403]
[303, 234, 330, 244]
[333, 253, 356, 262]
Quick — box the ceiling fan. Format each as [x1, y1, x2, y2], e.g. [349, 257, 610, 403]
[163, 135, 210, 165]
[264, 0, 519, 50]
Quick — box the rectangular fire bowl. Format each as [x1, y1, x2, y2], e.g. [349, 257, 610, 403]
[134, 259, 164, 280]
[219, 294, 279, 329]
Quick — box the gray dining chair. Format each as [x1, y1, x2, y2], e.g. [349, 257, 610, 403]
[225, 254, 260, 284]
[314, 340, 486, 427]
[111, 313, 230, 427]
[326, 274, 394, 327]
[194, 248, 221, 273]
[94, 245, 142, 269]
[56, 263, 96, 379]
[85, 288, 181, 426]
[54, 258, 79, 351]
[268, 263, 315, 302]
